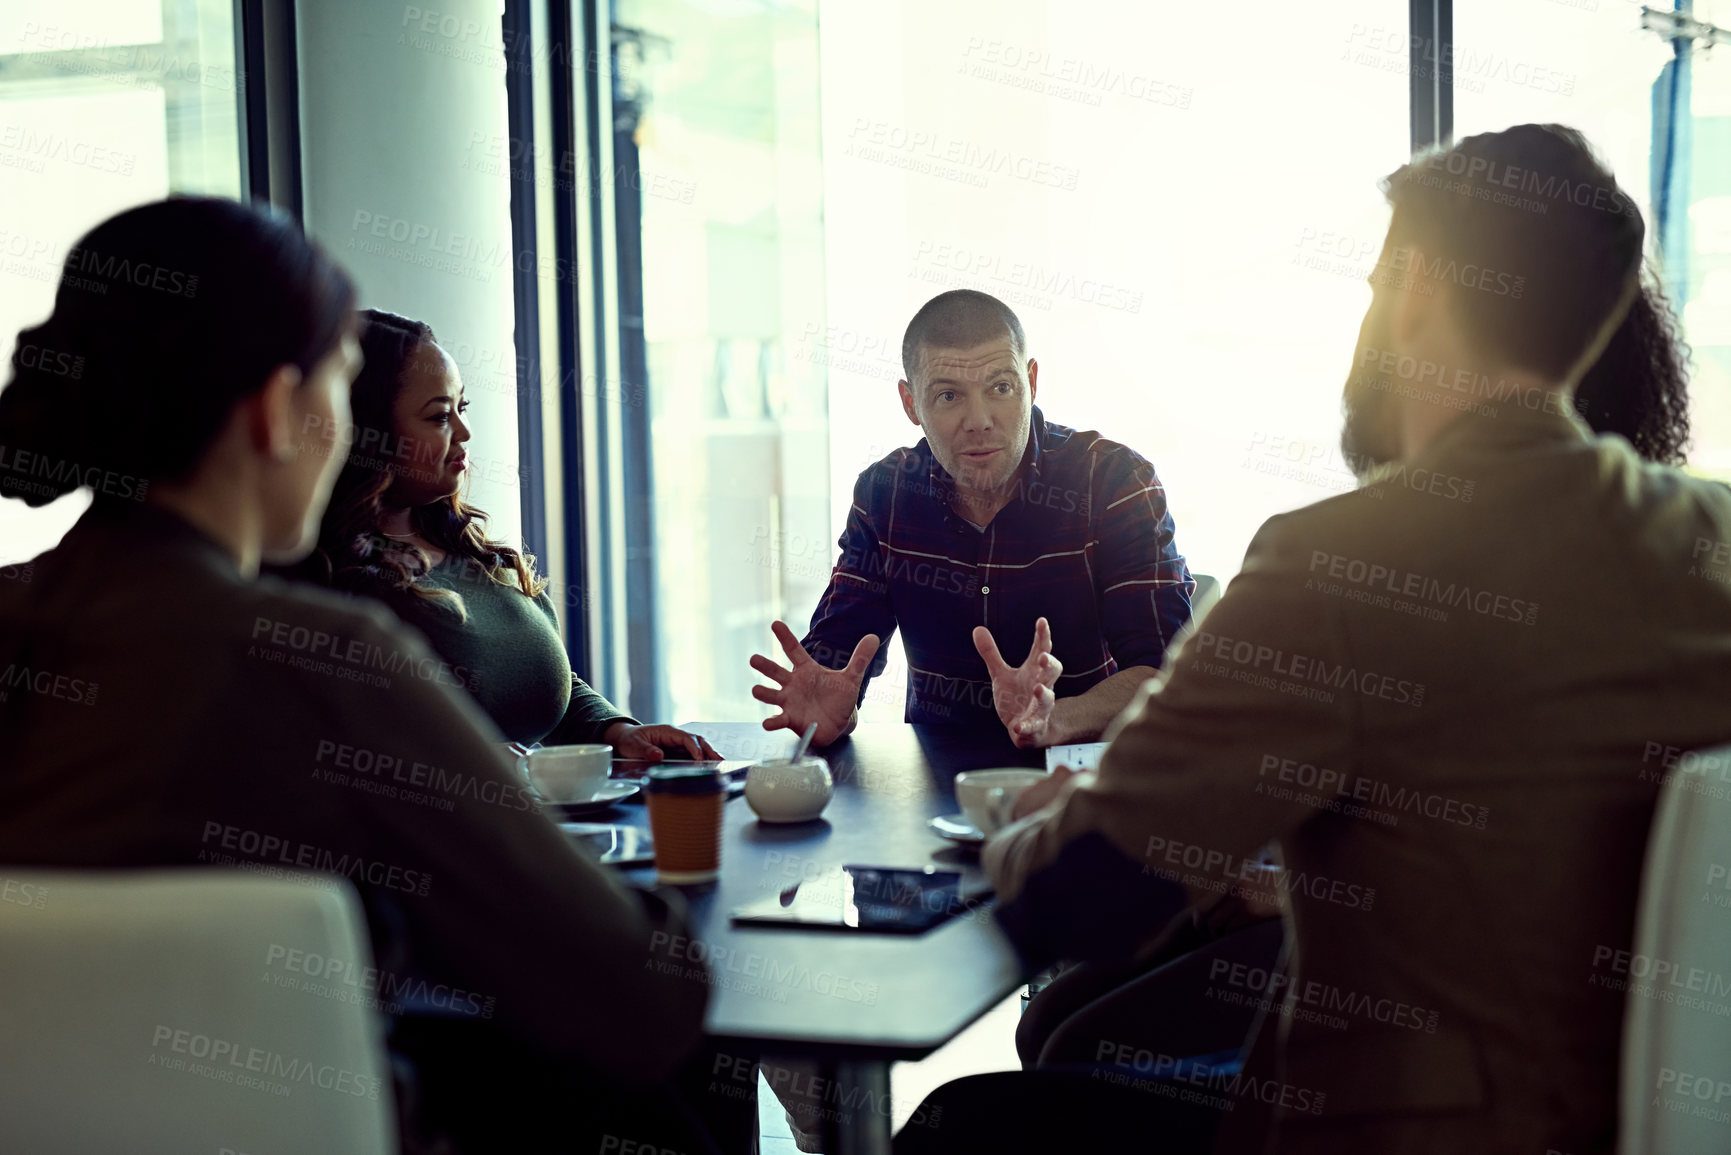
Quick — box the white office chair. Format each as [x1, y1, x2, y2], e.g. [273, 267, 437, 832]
[1619, 748, 1731, 1155]
[0, 870, 396, 1155]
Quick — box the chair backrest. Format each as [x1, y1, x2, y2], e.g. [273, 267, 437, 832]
[0, 870, 396, 1155]
[1189, 574, 1222, 628]
[1619, 747, 1731, 1155]
[1159, 573, 1223, 668]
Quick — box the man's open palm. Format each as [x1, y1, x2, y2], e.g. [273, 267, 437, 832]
[974, 617, 1063, 748]
[750, 620, 880, 747]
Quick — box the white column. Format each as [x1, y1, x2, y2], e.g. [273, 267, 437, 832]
[295, 0, 522, 547]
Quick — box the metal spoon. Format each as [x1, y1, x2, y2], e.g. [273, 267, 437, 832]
[790, 721, 818, 763]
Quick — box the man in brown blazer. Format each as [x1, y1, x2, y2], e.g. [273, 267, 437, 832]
[974, 124, 1731, 1155]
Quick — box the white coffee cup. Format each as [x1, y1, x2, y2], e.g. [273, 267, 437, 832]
[954, 769, 1048, 837]
[744, 756, 834, 823]
[519, 744, 611, 803]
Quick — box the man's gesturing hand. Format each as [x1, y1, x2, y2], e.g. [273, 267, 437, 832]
[974, 616, 1063, 748]
[750, 621, 880, 747]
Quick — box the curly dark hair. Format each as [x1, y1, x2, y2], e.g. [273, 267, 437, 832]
[305, 309, 546, 617]
[1574, 268, 1692, 466]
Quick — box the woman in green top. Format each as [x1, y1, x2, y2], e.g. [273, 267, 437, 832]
[303, 308, 717, 761]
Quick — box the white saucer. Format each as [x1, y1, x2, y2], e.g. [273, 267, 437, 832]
[550, 780, 641, 816]
[929, 814, 986, 846]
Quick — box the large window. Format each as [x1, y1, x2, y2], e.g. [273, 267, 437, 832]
[816, 0, 1408, 721]
[617, 0, 1721, 729]
[1453, 0, 1731, 474]
[14, 1, 1718, 733]
[601, 0, 828, 723]
[1694, 47, 1731, 476]
[0, 0, 242, 566]
[591, 0, 1413, 727]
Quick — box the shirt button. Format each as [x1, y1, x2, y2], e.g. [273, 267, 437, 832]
[981, 585, 990, 595]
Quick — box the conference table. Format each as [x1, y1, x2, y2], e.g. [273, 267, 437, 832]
[610, 721, 1045, 1155]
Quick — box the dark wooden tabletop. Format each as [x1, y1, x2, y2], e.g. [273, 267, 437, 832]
[609, 721, 1044, 1061]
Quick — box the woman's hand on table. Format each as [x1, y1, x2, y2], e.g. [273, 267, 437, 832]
[603, 722, 721, 763]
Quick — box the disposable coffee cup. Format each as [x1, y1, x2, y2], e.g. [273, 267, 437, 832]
[645, 767, 725, 884]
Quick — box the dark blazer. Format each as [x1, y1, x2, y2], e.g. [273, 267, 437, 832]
[988, 405, 1731, 1154]
[0, 501, 707, 1084]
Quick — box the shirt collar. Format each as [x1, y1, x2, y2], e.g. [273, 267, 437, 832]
[72, 497, 244, 583]
[1407, 394, 1591, 471]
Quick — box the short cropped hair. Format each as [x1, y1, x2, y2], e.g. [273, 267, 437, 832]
[900, 289, 1026, 382]
[1381, 123, 1644, 383]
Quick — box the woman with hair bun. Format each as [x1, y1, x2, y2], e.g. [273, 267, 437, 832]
[0, 198, 725, 1154]
[0, 201, 359, 528]
[295, 307, 716, 761]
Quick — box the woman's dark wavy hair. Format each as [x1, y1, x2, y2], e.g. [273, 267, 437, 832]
[309, 308, 546, 617]
[1574, 266, 1691, 466]
[0, 197, 355, 505]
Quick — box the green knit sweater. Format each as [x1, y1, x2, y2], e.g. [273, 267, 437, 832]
[378, 555, 635, 747]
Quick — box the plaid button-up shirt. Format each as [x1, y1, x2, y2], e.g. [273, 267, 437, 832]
[801, 407, 1193, 727]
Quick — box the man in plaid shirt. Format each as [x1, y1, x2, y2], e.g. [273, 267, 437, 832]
[750, 290, 1193, 749]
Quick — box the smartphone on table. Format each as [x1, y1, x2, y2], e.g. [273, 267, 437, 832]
[730, 864, 990, 934]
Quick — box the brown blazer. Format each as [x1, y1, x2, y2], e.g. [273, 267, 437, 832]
[988, 404, 1731, 1154]
[0, 501, 708, 1086]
